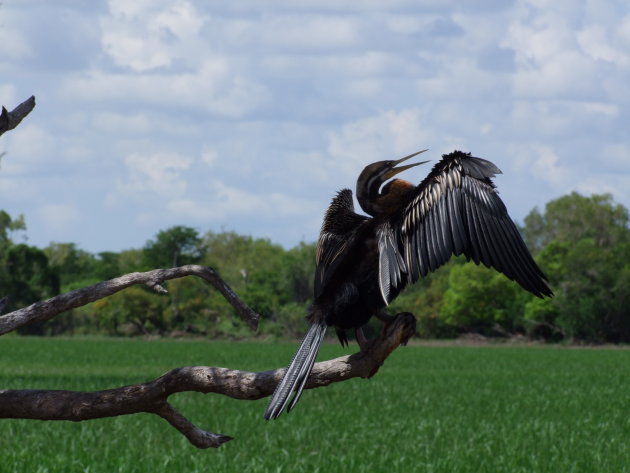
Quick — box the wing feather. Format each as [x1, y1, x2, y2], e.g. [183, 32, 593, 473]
[375, 150, 552, 304]
[377, 222, 407, 305]
[463, 193, 482, 265]
[448, 188, 466, 256]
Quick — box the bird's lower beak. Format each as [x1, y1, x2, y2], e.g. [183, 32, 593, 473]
[384, 149, 429, 179]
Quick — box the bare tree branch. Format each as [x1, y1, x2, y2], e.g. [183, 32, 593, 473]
[0, 96, 36, 138]
[0, 265, 260, 335]
[0, 312, 416, 448]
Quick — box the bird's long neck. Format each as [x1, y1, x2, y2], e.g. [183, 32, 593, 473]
[357, 177, 415, 217]
[356, 178, 381, 217]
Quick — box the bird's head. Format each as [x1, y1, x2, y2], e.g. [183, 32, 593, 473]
[356, 149, 429, 216]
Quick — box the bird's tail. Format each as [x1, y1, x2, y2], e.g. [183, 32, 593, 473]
[264, 319, 327, 420]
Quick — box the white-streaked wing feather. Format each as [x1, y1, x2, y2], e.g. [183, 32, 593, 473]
[376, 151, 552, 304]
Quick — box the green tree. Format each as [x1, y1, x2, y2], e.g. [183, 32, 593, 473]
[389, 259, 457, 338]
[522, 192, 629, 252]
[44, 242, 97, 289]
[141, 226, 205, 329]
[439, 263, 523, 335]
[88, 286, 168, 336]
[1, 244, 59, 334]
[522, 193, 630, 342]
[117, 248, 145, 274]
[0, 210, 26, 243]
[279, 242, 316, 303]
[0, 212, 59, 333]
[143, 226, 205, 268]
[202, 231, 287, 320]
[94, 251, 121, 280]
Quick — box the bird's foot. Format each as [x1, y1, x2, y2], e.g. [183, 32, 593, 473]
[355, 326, 373, 352]
[375, 311, 396, 324]
[376, 311, 397, 338]
[355, 312, 415, 353]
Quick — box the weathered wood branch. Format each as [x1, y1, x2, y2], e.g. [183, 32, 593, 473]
[0, 312, 416, 448]
[0, 96, 36, 138]
[0, 265, 260, 335]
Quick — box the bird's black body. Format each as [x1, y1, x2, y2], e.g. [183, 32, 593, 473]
[311, 195, 397, 339]
[264, 150, 553, 420]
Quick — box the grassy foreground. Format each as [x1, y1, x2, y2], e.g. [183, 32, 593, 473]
[1, 337, 630, 473]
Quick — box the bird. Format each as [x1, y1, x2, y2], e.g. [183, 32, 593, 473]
[264, 149, 553, 420]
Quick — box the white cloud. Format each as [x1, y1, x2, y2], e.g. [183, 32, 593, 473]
[506, 17, 596, 97]
[503, 2, 630, 103]
[92, 112, 156, 135]
[62, 59, 269, 118]
[167, 181, 259, 219]
[90, 111, 195, 137]
[575, 174, 630, 205]
[510, 100, 620, 137]
[0, 124, 56, 174]
[0, 9, 32, 62]
[383, 14, 424, 34]
[480, 123, 493, 134]
[618, 14, 630, 46]
[327, 109, 434, 178]
[156, 181, 319, 225]
[261, 51, 413, 80]
[581, 102, 619, 117]
[598, 144, 630, 172]
[37, 203, 80, 232]
[511, 143, 569, 187]
[101, 0, 207, 72]
[344, 78, 383, 97]
[577, 25, 630, 67]
[416, 58, 502, 99]
[0, 85, 17, 107]
[0, 177, 21, 198]
[241, 15, 360, 50]
[531, 145, 569, 186]
[112, 151, 193, 201]
[201, 147, 218, 167]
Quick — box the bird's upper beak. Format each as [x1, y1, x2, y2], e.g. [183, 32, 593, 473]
[383, 149, 429, 180]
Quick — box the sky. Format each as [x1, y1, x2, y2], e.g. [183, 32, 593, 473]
[1, 0, 629, 254]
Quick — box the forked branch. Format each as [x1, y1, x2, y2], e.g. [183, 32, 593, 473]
[0, 313, 416, 448]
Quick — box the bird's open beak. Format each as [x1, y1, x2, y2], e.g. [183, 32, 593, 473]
[384, 149, 429, 179]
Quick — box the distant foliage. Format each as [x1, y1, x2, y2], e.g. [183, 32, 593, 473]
[0, 213, 60, 334]
[1, 191, 629, 342]
[522, 193, 630, 342]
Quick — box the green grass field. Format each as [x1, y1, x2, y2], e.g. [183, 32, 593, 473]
[1, 337, 630, 473]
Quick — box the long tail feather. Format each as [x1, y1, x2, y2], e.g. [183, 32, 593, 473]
[264, 321, 327, 420]
[286, 324, 327, 413]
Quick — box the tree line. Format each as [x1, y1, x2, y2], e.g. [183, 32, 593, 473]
[1, 191, 629, 343]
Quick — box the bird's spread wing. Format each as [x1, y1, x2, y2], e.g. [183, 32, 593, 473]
[377, 150, 552, 304]
[315, 189, 368, 298]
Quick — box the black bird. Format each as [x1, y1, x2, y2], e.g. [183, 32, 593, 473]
[264, 150, 553, 420]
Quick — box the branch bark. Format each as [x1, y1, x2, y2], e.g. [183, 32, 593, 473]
[0, 96, 36, 138]
[0, 312, 416, 448]
[0, 265, 260, 335]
